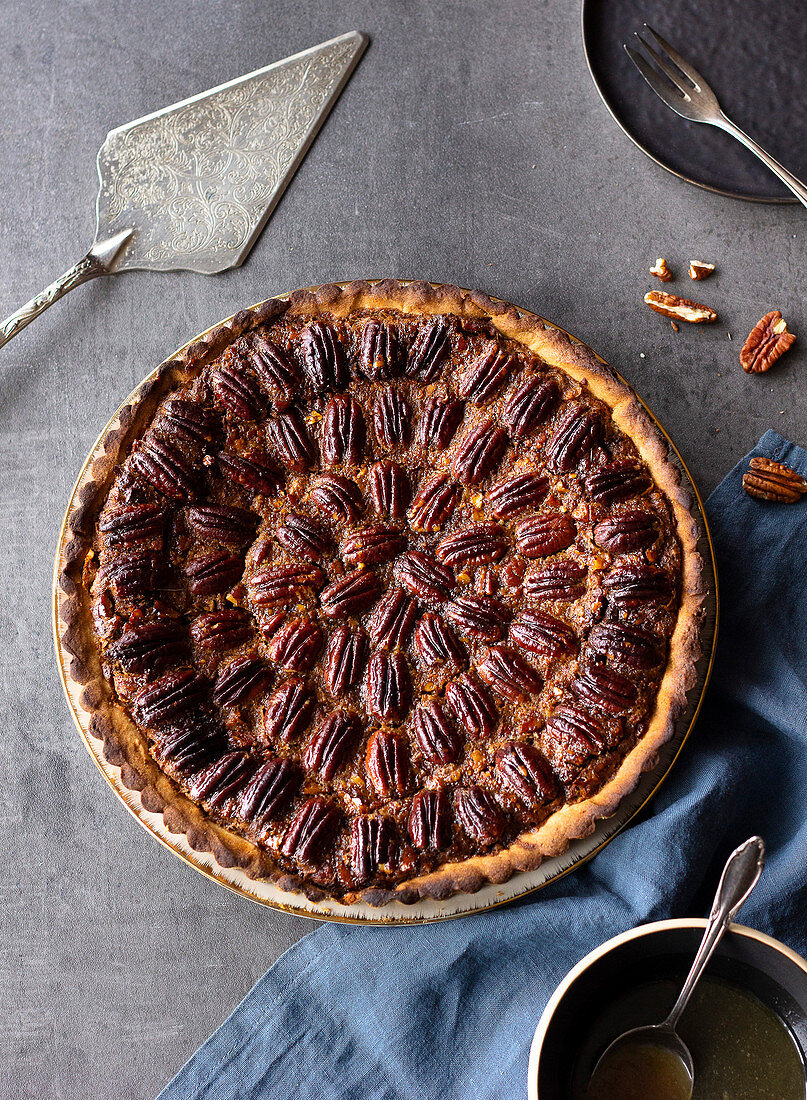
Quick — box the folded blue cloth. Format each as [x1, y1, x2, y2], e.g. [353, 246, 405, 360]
[157, 430, 807, 1100]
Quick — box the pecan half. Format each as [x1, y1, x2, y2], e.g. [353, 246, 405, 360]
[366, 730, 410, 797]
[187, 503, 257, 545]
[109, 620, 187, 675]
[211, 360, 265, 420]
[350, 816, 398, 883]
[365, 651, 412, 724]
[412, 699, 462, 764]
[515, 513, 576, 558]
[436, 523, 509, 569]
[131, 439, 197, 499]
[650, 257, 673, 282]
[368, 460, 411, 519]
[509, 608, 577, 658]
[396, 550, 455, 603]
[458, 345, 513, 404]
[477, 643, 542, 701]
[213, 655, 272, 708]
[588, 621, 661, 670]
[190, 609, 253, 652]
[740, 311, 796, 373]
[99, 503, 166, 546]
[276, 512, 332, 561]
[267, 408, 316, 471]
[542, 705, 614, 782]
[133, 669, 207, 726]
[451, 419, 508, 486]
[603, 563, 674, 606]
[413, 612, 466, 668]
[408, 788, 452, 850]
[688, 260, 715, 281]
[418, 394, 465, 451]
[249, 563, 323, 605]
[593, 511, 658, 554]
[238, 755, 300, 828]
[340, 523, 406, 568]
[583, 461, 651, 505]
[373, 387, 410, 450]
[523, 560, 587, 600]
[303, 712, 361, 781]
[321, 394, 366, 466]
[248, 334, 300, 398]
[300, 322, 348, 390]
[405, 322, 451, 381]
[152, 712, 226, 775]
[105, 551, 167, 599]
[742, 456, 807, 502]
[644, 290, 717, 323]
[265, 617, 323, 672]
[368, 587, 419, 650]
[546, 404, 602, 471]
[572, 664, 638, 714]
[158, 399, 220, 448]
[360, 319, 400, 380]
[320, 568, 383, 618]
[409, 473, 462, 532]
[489, 473, 549, 518]
[455, 786, 507, 845]
[186, 551, 243, 596]
[189, 751, 254, 810]
[310, 474, 364, 521]
[324, 626, 369, 695]
[280, 797, 341, 862]
[218, 450, 282, 495]
[444, 672, 499, 737]
[495, 742, 556, 806]
[503, 375, 560, 439]
[262, 678, 314, 742]
[444, 594, 511, 642]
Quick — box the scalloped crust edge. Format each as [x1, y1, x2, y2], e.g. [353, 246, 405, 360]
[57, 279, 706, 908]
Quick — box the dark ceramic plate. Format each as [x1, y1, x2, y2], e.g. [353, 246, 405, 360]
[582, 0, 807, 202]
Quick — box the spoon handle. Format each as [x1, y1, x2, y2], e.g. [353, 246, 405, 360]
[665, 836, 765, 1031]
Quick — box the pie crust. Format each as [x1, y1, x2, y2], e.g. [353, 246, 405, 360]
[58, 280, 705, 906]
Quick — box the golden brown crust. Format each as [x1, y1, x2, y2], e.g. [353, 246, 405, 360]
[58, 280, 705, 906]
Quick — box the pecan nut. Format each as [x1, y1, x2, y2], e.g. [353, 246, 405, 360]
[444, 594, 511, 642]
[455, 786, 507, 845]
[262, 678, 314, 743]
[495, 743, 556, 806]
[418, 394, 465, 451]
[740, 311, 796, 373]
[409, 473, 463, 532]
[248, 334, 300, 398]
[688, 260, 715, 281]
[267, 408, 316, 471]
[649, 258, 673, 282]
[408, 788, 452, 850]
[322, 394, 366, 466]
[350, 816, 398, 883]
[365, 650, 412, 724]
[265, 618, 323, 672]
[412, 700, 462, 764]
[515, 513, 576, 558]
[644, 290, 717, 323]
[360, 319, 400, 380]
[503, 375, 560, 438]
[190, 609, 253, 652]
[213, 655, 272, 708]
[509, 608, 577, 658]
[742, 456, 807, 503]
[368, 460, 411, 519]
[280, 797, 341, 862]
[477, 644, 542, 702]
[300, 322, 348, 390]
[489, 473, 549, 518]
[413, 612, 466, 668]
[366, 729, 410, 797]
[340, 523, 406, 567]
[320, 568, 383, 618]
[395, 550, 456, 603]
[310, 473, 364, 521]
[405, 321, 451, 381]
[324, 626, 369, 695]
[444, 672, 499, 737]
[303, 712, 360, 781]
[435, 523, 509, 569]
[238, 755, 300, 828]
[211, 360, 265, 421]
[451, 419, 508, 486]
[373, 387, 410, 450]
[368, 587, 419, 650]
[458, 345, 513, 404]
[276, 513, 332, 561]
[189, 751, 254, 810]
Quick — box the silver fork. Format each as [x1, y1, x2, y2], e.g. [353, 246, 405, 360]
[625, 25, 807, 207]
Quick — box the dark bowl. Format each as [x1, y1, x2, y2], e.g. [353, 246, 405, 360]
[528, 919, 807, 1100]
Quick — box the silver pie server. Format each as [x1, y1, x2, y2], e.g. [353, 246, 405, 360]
[0, 31, 367, 350]
[587, 835, 766, 1099]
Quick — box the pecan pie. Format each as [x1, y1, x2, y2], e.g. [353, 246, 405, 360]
[60, 281, 704, 905]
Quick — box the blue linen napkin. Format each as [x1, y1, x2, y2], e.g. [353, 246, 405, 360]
[157, 430, 807, 1100]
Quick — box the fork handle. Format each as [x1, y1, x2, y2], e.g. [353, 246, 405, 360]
[716, 116, 807, 208]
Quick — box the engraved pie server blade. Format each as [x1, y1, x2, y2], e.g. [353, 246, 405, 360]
[0, 31, 367, 350]
[624, 25, 807, 209]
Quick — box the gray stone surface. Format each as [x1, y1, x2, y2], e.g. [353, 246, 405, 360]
[0, 1, 804, 1096]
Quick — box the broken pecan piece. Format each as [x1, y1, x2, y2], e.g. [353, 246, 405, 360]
[742, 456, 807, 503]
[740, 311, 796, 373]
[649, 258, 673, 282]
[688, 260, 715, 281]
[644, 290, 717, 323]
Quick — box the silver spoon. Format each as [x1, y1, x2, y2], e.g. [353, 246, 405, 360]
[587, 836, 766, 1100]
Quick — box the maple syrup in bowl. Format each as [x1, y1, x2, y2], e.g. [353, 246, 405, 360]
[528, 919, 807, 1100]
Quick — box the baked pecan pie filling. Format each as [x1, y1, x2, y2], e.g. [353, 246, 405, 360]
[84, 289, 692, 903]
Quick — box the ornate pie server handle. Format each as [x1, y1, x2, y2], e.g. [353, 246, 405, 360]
[0, 229, 134, 350]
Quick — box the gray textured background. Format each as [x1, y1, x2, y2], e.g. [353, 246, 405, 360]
[1, 1, 804, 1097]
